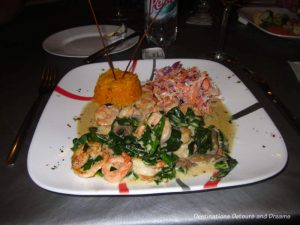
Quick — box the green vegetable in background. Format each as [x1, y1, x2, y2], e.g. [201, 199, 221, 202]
[273, 13, 289, 26]
[257, 10, 291, 29]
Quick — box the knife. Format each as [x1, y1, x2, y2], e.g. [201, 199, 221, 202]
[243, 67, 300, 134]
[85, 32, 140, 64]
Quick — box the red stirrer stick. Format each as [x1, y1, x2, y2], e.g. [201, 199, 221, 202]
[122, 1, 167, 77]
[87, 0, 116, 79]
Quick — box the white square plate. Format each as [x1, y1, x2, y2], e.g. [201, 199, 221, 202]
[27, 59, 287, 195]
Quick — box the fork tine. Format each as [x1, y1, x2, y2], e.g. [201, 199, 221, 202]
[40, 66, 46, 85]
[41, 65, 50, 87]
[40, 65, 58, 92]
[50, 67, 58, 87]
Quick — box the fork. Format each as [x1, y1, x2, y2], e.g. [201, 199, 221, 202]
[142, 47, 165, 81]
[6, 65, 58, 165]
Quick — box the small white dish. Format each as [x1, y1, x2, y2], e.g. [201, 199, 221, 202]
[42, 25, 139, 58]
[27, 59, 288, 195]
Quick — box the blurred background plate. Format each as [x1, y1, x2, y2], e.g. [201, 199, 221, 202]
[238, 7, 300, 39]
[42, 25, 139, 58]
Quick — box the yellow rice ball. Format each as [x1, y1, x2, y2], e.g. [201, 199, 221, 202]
[93, 68, 142, 107]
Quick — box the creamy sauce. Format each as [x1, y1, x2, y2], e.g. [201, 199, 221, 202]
[125, 161, 215, 186]
[204, 100, 236, 151]
[124, 175, 157, 186]
[76, 100, 236, 185]
[78, 100, 235, 141]
[177, 162, 215, 179]
[77, 101, 98, 136]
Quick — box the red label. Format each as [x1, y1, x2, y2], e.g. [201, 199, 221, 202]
[149, 0, 172, 15]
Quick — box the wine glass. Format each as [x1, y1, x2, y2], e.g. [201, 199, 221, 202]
[212, 0, 238, 62]
[112, 0, 127, 23]
[186, 0, 212, 26]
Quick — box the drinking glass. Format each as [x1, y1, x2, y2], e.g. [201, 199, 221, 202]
[212, 0, 238, 62]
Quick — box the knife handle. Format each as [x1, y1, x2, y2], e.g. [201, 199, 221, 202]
[85, 45, 115, 64]
[84, 32, 140, 64]
[243, 66, 300, 134]
[271, 94, 300, 134]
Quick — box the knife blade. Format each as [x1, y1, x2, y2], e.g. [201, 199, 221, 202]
[85, 32, 140, 64]
[243, 67, 300, 134]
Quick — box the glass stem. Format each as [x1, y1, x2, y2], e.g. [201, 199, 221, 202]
[216, 5, 232, 53]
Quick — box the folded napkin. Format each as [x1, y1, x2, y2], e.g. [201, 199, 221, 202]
[288, 61, 300, 82]
[238, 16, 249, 25]
[142, 47, 165, 59]
[186, 13, 212, 26]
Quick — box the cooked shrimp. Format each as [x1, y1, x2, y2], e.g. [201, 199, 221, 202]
[160, 119, 171, 144]
[147, 112, 172, 143]
[134, 124, 146, 138]
[155, 160, 166, 169]
[147, 112, 162, 126]
[97, 125, 111, 135]
[95, 105, 119, 126]
[119, 106, 142, 119]
[132, 158, 164, 181]
[174, 144, 189, 158]
[72, 142, 109, 178]
[134, 88, 159, 115]
[102, 152, 132, 183]
[159, 95, 180, 112]
[180, 127, 192, 144]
